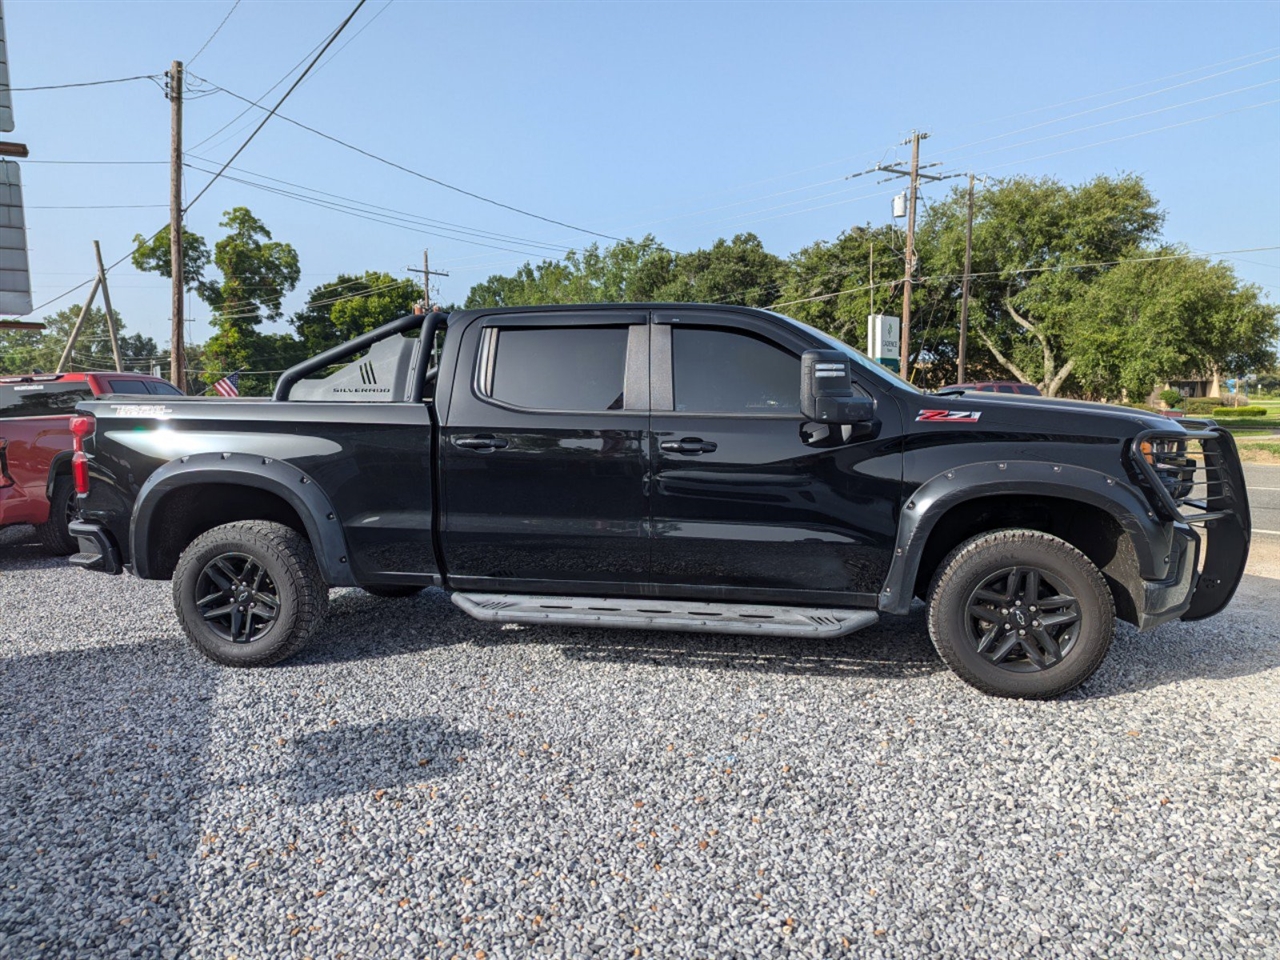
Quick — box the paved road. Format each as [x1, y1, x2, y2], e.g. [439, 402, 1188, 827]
[1243, 463, 1280, 536]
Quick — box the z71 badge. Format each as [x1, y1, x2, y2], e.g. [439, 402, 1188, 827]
[916, 409, 981, 423]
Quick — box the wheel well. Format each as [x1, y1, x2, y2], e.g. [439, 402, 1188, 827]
[913, 495, 1141, 624]
[144, 483, 310, 579]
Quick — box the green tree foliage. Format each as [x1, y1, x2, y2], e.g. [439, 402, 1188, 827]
[1066, 252, 1278, 399]
[0, 306, 158, 376]
[917, 174, 1164, 395]
[130, 226, 213, 294]
[292, 271, 422, 353]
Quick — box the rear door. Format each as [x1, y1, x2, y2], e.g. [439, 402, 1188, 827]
[648, 309, 901, 606]
[439, 311, 651, 593]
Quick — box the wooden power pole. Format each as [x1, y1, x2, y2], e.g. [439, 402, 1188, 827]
[958, 172, 975, 384]
[168, 60, 185, 389]
[408, 248, 449, 310]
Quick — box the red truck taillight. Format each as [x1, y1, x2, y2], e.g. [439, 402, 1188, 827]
[69, 415, 94, 495]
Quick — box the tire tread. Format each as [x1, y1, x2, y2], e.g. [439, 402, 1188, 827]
[173, 520, 328, 667]
[926, 528, 1114, 699]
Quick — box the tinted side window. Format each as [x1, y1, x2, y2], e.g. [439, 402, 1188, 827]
[0, 383, 93, 418]
[488, 326, 628, 412]
[672, 327, 800, 414]
[107, 379, 151, 394]
[147, 382, 184, 396]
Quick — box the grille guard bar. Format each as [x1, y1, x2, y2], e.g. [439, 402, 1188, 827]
[1130, 425, 1251, 621]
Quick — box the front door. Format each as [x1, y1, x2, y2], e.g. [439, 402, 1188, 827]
[439, 311, 651, 593]
[648, 309, 900, 606]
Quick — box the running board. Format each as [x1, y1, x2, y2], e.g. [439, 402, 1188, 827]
[451, 593, 879, 638]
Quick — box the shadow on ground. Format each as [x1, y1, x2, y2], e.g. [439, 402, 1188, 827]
[300, 588, 945, 681]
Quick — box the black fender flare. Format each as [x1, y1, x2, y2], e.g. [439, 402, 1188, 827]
[878, 460, 1173, 615]
[130, 452, 357, 586]
[46, 450, 75, 499]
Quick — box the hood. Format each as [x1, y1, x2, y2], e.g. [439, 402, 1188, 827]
[924, 390, 1181, 434]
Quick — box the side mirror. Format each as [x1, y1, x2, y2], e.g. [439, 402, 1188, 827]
[800, 350, 875, 424]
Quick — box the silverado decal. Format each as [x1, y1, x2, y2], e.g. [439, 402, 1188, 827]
[109, 404, 173, 417]
[917, 409, 981, 423]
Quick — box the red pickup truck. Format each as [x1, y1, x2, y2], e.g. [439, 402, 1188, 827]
[1, 371, 184, 553]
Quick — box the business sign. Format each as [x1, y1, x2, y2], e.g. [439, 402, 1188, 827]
[867, 313, 900, 373]
[0, 0, 12, 133]
[0, 160, 31, 315]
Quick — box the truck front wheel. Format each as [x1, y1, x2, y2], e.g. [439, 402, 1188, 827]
[173, 521, 329, 667]
[927, 529, 1114, 699]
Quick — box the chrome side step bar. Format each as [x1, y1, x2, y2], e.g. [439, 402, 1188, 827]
[451, 593, 879, 638]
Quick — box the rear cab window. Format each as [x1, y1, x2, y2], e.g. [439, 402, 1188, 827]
[0, 382, 93, 418]
[105, 379, 151, 395]
[485, 326, 629, 412]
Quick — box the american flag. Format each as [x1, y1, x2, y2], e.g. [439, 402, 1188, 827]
[212, 372, 240, 397]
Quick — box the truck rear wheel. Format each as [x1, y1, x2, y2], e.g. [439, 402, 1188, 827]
[927, 529, 1114, 699]
[173, 520, 329, 667]
[36, 475, 79, 556]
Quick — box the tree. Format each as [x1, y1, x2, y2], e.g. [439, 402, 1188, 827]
[1067, 252, 1278, 399]
[465, 236, 677, 308]
[0, 306, 158, 375]
[917, 174, 1164, 395]
[292, 271, 422, 354]
[661, 234, 784, 307]
[130, 226, 212, 294]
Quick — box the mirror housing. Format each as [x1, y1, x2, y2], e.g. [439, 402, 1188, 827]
[800, 350, 875, 424]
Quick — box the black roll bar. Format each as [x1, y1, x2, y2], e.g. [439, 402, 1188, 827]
[272, 311, 448, 402]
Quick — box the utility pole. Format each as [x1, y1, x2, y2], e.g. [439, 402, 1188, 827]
[168, 60, 185, 390]
[958, 172, 975, 384]
[408, 248, 449, 310]
[861, 131, 942, 381]
[900, 131, 924, 381]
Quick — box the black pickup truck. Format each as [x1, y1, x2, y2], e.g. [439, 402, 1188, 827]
[67, 304, 1251, 698]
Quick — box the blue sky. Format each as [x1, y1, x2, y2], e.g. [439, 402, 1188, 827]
[7, 0, 1280, 352]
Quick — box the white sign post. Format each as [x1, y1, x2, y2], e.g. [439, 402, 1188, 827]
[867, 314, 901, 373]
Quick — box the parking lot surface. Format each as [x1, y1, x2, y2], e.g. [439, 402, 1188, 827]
[1, 522, 1277, 959]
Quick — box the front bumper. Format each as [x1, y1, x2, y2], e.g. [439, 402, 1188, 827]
[1136, 525, 1199, 631]
[68, 520, 123, 575]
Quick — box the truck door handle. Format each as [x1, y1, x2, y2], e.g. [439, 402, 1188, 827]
[455, 436, 509, 451]
[660, 438, 717, 455]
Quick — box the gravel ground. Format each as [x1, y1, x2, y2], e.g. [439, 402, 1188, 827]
[1, 524, 1277, 960]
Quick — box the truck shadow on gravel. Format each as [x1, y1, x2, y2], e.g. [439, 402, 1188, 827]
[0, 641, 215, 959]
[0, 526, 64, 575]
[274, 717, 482, 805]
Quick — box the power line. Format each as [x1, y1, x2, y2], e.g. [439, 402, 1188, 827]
[6, 74, 160, 92]
[765, 246, 1280, 310]
[935, 52, 1280, 158]
[188, 0, 242, 65]
[183, 157, 575, 253]
[187, 72, 625, 242]
[29, 204, 168, 210]
[184, 0, 369, 215]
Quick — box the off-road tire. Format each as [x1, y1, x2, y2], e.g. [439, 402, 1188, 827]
[173, 521, 328, 667]
[927, 529, 1114, 699]
[36, 475, 79, 556]
[363, 585, 425, 598]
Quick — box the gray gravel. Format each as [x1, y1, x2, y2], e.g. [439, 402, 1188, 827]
[1, 522, 1277, 960]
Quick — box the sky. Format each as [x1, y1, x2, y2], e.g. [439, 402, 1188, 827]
[6, 0, 1280, 361]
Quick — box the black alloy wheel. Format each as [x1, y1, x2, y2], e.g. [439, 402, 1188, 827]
[195, 552, 281, 644]
[927, 529, 1114, 699]
[173, 520, 328, 667]
[964, 566, 1082, 671]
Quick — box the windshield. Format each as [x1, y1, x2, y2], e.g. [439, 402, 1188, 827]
[767, 311, 924, 394]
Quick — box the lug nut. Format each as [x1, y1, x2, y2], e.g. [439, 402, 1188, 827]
[1018, 630, 1026, 636]
[1032, 620, 1040, 627]
[1015, 600, 1022, 607]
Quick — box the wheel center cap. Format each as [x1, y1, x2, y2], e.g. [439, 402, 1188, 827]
[237, 589, 250, 602]
[1014, 609, 1028, 626]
